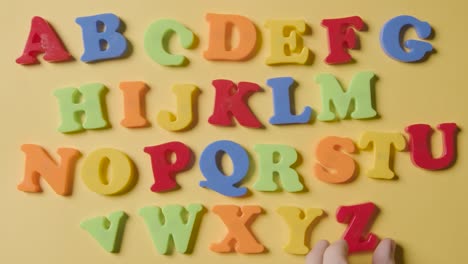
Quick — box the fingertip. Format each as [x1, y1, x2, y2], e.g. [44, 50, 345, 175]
[338, 239, 349, 251]
[383, 238, 396, 254]
[316, 239, 331, 248]
[308, 240, 330, 256]
[323, 239, 349, 263]
[306, 240, 330, 264]
[331, 239, 349, 254]
[372, 238, 396, 264]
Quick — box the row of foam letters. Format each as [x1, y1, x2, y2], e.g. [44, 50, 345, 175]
[18, 123, 458, 197]
[55, 73, 377, 133]
[81, 202, 379, 255]
[16, 14, 434, 65]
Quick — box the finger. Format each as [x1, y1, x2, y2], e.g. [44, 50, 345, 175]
[372, 238, 396, 264]
[306, 240, 330, 264]
[323, 239, 349, 264]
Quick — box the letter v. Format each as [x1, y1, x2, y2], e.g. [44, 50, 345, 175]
[80, 211, 129, 253]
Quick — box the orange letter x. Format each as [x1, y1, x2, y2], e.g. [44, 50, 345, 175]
[211, 205, 265, 253]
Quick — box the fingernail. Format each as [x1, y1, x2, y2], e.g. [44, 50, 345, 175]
[341, 239, 349, 252]
[390, 239, 396, 256]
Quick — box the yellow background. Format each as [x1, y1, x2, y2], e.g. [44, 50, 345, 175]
[1, 0, 466, 263]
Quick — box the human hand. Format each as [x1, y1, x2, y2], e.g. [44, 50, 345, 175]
[305, 238, 396, 264]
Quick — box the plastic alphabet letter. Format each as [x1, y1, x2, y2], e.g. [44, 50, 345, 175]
[54, 83, 110, 133]
[380, 15, 433, 62]
[80, 211, 129, 253]
[144, 142, 193, 192]
[17, 144, 81, 195]
[405, 123, 459, 170]
[321, 16, 365, 64]
[336, 202, 380, 254]
[144, 19, 195, 66]
[75, 13, 128, 62]
[199, 140, 250, 197]
[265, 20, 310, 65]
[253, 144, 304, 192]
[81, 148, 136, 195]
[157, 84, 199, 131]
[277, 207, 323, 255]
[208, 79, 262, 128]
[267, 77, 313, 125]
[359, 131, 406, 179]
[316, 72, 377, 121]
[16, 16, 72, 64]
[139, 204, 204, 254]
[204, 13, 257, 61]
[120, 81, 150, 128]
[315, 136, 356, 183]
[211, 205, 265, 253]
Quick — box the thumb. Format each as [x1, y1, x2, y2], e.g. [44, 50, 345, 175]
[323, 240, 349, 264]
[372, 238, 396, 264]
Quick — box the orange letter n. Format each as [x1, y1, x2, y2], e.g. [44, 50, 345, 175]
[17, 144, 81, 196]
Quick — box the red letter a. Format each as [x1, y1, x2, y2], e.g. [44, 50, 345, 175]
[16, 16, 72, 65]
